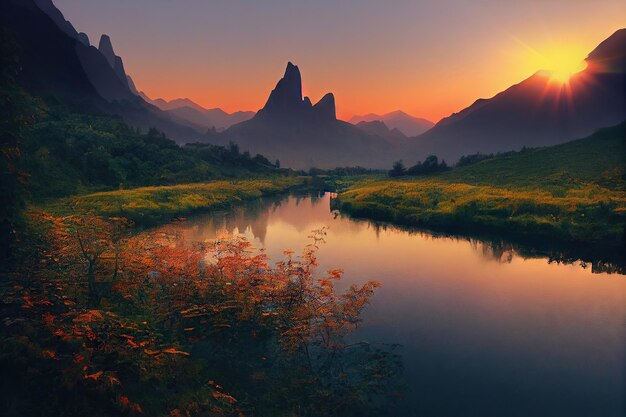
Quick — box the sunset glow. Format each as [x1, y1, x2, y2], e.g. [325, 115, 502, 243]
[529, 44, 588, 83]
[50, 0, 626, 122]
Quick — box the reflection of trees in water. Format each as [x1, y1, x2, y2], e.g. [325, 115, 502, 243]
[180, 197, 277, 244]
[181, 193, 625, 276]
[469, 239, 515, 264]
[336, 212, 626, 275]
[4, 213, 405, 416]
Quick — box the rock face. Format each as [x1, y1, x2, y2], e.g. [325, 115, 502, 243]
[261, 62, 303, 115]
[98, 34, 129, 88]
[32, 0, 78, 38]
[98, 34, 117, 67]
[126, 75, 139, 95]
[5, 0, 202, 143]
[77, 32, 90, 46]
[256, 62, 336, 122]
[213, 62, 403, 169]
[313, 93, 336, 119]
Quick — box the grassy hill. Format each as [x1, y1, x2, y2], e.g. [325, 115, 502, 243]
[337, 123, 626, 246]
[439, 122, 625, 191]
[41, 177, 303, 226]
[21, 103, 289, 200]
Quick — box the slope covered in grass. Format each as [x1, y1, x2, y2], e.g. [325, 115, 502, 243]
[42, 178, 303, 226]
[440, 122, 625, 191]
[338, 123, 626, 245]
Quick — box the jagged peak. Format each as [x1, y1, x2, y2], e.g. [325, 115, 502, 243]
[77, 32, 90, 46]
[98, 34, 116, 68]
[313, 93, 336, 119]
[260, 61, 303, 114]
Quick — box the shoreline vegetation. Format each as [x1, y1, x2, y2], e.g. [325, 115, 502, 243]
[34, 124, 625, 260]
[334, 123, 626, 252]
[39, 177, 307, 226]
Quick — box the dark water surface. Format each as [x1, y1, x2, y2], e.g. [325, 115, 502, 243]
[175, 193, 626, 417]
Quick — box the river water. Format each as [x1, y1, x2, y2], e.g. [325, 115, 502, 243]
[175, 192, 625, 417]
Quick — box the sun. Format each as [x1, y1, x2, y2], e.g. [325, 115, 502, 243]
[531, 44, 588, 83]
[543, 55, 587, 83]
[514, 40, 588, 84]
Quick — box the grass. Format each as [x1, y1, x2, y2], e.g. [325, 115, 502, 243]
[42, 177, 305, 226]
[337, 123, 626, 245]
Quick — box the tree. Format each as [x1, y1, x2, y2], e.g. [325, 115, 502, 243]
[47, 215, 134, 307]
[388, 160, 406, 177]
[2, 213, 401, 416]
[407, 155, 449, 176]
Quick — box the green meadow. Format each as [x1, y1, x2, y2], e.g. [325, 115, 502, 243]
[41, 177, 304, 226]
[337, 123, 626, 245]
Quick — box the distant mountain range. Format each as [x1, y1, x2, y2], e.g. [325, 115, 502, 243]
[353, 121, 408, 143]
[409, 29, 626, 162]
[350, 111, 434, 136]
[3, 0, 202, 142]
[209, 63, 406, 169]
[5, 0, 625, 169]
[138, 93, 255, 132]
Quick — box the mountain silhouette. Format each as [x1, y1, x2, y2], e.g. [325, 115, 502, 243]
[98, 34, 129, 89]
[212, 62, 403, 169]
[355, 120, 407, 144]
[410, 29, 626, 162]
[3, 0, 201, 142]
[140, 94, 255, 131]
[350, 111, 434, 136]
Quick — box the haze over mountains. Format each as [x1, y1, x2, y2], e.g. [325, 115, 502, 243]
[138, 93, 255, 132]
[350, 111, 434, 136]
[4, 0, 625, 170]
[410, 29, 626, 162]
[3, 0, 205, 143]
[210, 63, 406, 169]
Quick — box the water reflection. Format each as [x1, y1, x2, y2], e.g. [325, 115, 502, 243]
[170, 193, 626, 417]
[182, 193, 625, 274]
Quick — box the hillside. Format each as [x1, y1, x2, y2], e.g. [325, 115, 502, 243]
[337, 123, 626, 246]
[409, 29, 626, 163]
[20, 102, 286, 200]
[442, 122, 626, 189]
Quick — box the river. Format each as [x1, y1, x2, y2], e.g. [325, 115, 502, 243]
[173, 192, 625, 417]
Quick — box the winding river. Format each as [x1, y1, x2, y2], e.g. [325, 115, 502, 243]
[174, 192, 625, 417]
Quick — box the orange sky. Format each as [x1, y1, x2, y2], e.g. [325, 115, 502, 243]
[55, 0, 626, 122]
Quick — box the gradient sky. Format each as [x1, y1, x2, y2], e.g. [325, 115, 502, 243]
[54, 0, 625, 122]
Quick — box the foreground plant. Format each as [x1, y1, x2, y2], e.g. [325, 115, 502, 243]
[0, 213, 403, 416]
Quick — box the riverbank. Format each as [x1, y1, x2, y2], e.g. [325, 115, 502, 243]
[40, 177, 306, 226]
[335, 124, 626, 247]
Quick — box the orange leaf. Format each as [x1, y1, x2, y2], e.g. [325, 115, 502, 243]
[84, 370, 103, 381]
[162, 348, 190, 356]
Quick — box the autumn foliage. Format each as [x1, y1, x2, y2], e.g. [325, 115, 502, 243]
[0, 212, 401, 416]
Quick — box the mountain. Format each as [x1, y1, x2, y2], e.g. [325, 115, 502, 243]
[2, 0, 201, 143]
[211, 62, 405, 169]
[139, 93, 255, 132]
[350, 111, 434, 136]
[354, 120, 407, 143]
[410, 29, 626, 163]
[98, 34, 130, 89]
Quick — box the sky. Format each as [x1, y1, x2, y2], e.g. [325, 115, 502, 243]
[54, 0, 625, 122]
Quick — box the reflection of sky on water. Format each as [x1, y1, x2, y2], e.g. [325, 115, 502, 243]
[170, 193, 626, 417]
